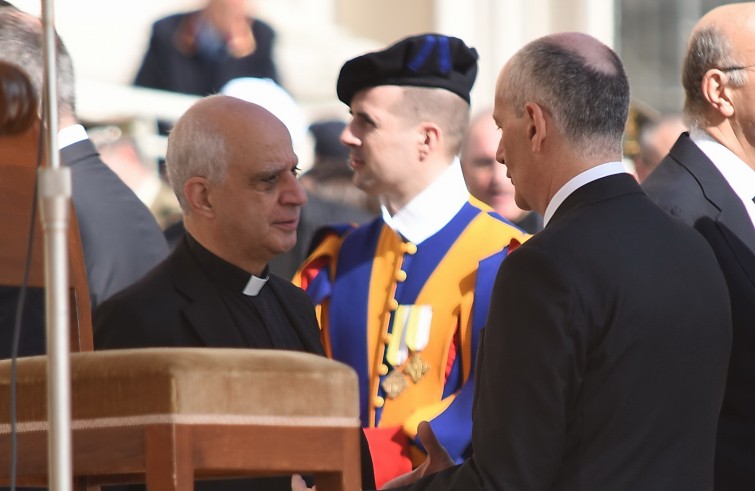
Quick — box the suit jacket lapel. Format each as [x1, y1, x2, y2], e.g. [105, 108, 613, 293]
[166, 240, 247, 347]
[267, 277, 325, 355]
[671, 136, 755, 281]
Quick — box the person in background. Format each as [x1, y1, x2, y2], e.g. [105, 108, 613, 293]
[299, 119, 381, 216]
[134, 0, 278, 97]
[633, 115, 686, 182]
[296, 30, 732, 491]
[0, 7, 169, 311]
[293, 33, 528, 487]
[642, 4, 755, 489]
[94, 95, 375, 491]
[90, 125, 182, 230]
[460, 110, 543, 233]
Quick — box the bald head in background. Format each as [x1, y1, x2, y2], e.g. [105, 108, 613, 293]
[461, 112, 519, 218]
[461, 111, 542, 232]
[681, 2, 755, 165]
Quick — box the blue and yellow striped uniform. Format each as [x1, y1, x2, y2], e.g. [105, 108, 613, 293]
[295, 197, 527, 482]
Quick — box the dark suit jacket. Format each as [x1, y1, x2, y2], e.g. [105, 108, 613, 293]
[399, 173, 732, 491]
[61, 138, 169, 309]
[93, 238, 374, 491]
[643, 133, 755, 489]
[134, 10, 278, 97]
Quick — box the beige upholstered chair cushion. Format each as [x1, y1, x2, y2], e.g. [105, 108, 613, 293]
[0, 348, 360, 433]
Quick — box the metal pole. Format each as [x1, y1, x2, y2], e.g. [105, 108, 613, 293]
[39, 0, 73, 490]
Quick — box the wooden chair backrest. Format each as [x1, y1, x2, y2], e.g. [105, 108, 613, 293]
[0, 124, 93, 352]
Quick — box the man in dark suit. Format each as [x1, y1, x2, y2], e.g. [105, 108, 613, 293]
[135, 0, 278, 97]
[0, 7, 169, 356]
[642, 4, 755, 489]
[94, 95, 373, 491]
[295, 32, 733, 491]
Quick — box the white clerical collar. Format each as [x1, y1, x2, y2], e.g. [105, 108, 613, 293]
[690, 129, 755, 228]
[57, 124, 89, 149]
[243, 274, 269, 297]
[381, 158, 469, 244]
[544, 161, 627, 226]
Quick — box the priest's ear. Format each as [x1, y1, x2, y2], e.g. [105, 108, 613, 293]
[183, 176, 216, 218]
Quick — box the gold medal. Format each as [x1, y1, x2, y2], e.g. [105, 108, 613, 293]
[403, 353, 429, 384]
[381, 369, 408, 399]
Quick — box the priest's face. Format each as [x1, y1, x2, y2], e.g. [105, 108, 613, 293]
[207, 104, 307, 274]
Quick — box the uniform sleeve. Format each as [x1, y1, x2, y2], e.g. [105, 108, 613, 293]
[402, 245, 515, 464]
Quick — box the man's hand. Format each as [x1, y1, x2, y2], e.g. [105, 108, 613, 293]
[291, 474, 315, 491]
[381, 421, 455, 489]
[291, 422, 454, 490]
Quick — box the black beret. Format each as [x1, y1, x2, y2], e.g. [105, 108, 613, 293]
[337, 33, 478, 105]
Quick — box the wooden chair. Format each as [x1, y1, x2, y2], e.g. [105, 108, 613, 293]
[0, 61, 92, 353]
[0, 63, 361, 491]
[0, 151, 93, 354]
[0, 348, 362, 491]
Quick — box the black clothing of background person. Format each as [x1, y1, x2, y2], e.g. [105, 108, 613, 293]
[643, 133, 755, 489]
[134, 10, 278, 97]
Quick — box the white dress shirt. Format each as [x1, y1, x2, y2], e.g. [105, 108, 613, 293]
[690, 129, 755, 228]
[382, 158, 470, 245]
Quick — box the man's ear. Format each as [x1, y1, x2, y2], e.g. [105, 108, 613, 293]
[525, 102, 547, 153]
[183, 176, 215, 218]
[418, 122, 441, 160]
[702, 69, 735, 118]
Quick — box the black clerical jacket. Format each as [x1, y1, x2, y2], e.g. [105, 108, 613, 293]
[93, 236, 323, 353]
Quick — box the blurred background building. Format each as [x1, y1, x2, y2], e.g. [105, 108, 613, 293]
[9, 0, 734, 169]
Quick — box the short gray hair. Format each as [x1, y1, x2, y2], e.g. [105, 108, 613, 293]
[682, 26, 746, 129]
[0, 8, 75, 117]
[500, 37, 629, 159]
[165, 96, 229, 213]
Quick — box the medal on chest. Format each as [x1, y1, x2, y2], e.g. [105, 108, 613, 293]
[381, 304, 432, 399]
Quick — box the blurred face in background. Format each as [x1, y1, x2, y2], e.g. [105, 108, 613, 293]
[461, 115, 528, 222]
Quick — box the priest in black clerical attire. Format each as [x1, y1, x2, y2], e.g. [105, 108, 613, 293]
[93, 95, 375, 491]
